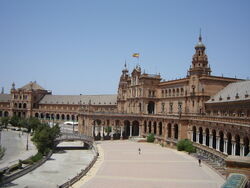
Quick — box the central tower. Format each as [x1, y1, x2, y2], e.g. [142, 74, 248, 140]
[188, 32, 211, 76]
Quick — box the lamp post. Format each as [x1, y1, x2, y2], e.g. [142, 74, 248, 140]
[26, 132, 29, 151]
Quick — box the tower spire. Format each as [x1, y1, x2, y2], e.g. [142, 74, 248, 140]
[199, 28, 202, 42]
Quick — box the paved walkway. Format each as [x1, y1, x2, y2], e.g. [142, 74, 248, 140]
[8, 141, 94, 188]
[75, 140, 225, 188]
[0, 129, 37, 169]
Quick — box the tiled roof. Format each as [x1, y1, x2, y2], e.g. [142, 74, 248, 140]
[20, 81, 45, 90]
[39, 94, 117, 105]
[206, 80, 250, 103]
[0, 94, 11, 102]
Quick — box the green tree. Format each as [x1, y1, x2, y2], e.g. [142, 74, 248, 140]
[19, 118, 28, 129]
[31, 123, 60, 154]
[10, 116, 20, 127]
[1, 117, 9, 128]
[28, 117, 41, 132]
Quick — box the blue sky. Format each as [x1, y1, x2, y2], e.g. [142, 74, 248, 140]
[0, 0, 250, 94]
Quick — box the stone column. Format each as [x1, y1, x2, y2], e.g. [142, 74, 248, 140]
[91, 126, 94, 137]
[139, 125, 142, 137]
[216, 137, 220, 151]
[232, 142, 236, 156]
[110, 126, 113, 140]
[240, 145, 244, 156]
[196, 134, 199, 143]
[191, 132, 193, 142]
[120, 126, 123, 140]
[209, 135, 213, 148]
[101, 126, 104, 140]
[224, 140, 228, 154]
[130, 125, 132, 137]
[202, 133, 206, 145]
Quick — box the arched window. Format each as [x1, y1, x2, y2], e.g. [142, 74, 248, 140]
[148, 101, 155, 114]
[174, 124, 178, 140]
[167, 123, 172, 138]
[193, 126, 197, 142]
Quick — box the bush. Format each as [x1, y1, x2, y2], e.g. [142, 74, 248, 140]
[31, 152, 43, 162]
[147, 133, 155, 142]
[177, 139, 196, 153]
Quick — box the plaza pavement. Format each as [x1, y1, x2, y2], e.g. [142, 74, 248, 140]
[0, 129, 37, 169]
[8, 141, 94, 188]
[75, 140, 225, 188]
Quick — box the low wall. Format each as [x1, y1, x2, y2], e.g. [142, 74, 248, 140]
[0, 151, 53, 186]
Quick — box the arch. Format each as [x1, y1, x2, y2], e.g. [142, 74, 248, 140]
[124, 120, 130, 137]
[219, 131, 224, 152]
[205, 128, 209, 146]
[153, 121, 157, 134]
[144, 121, 147, 133]
[19, 103, 22, 108]
[35, 113, 39, 118]
[40, 113, 44, 119]
[212, 130, 216, 149]
[174, 124, 178, 140]
[235, 135, 240, 156]
[71, 115, 75, 121]
[0, 111, 2, 117]
[192, 126, 197, 142]
[227, 132, 232, 155]
[51, 114, 54, 120]
[56, 114, 60, 120]
[61, 114, 65, 120]
[14, 103, 17, 108]
[158, 122, 162, 136]
[243, 137, 249, 156]
[148, 121, 152, 133]
[23, 103, 27, 108]
[46, 113, 50, 120]
[167, 123, 172, 138]
[4, 111, 9, 117]
[132, 120, 139, 136]
[199, 127, 203, 144]
[66, 114, 70, 121]
[148, 101, 155, 114]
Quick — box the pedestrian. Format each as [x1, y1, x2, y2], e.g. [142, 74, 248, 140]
[198, 158, 201, 167]
[138, 148, 141, 155]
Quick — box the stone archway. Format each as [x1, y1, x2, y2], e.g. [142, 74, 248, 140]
[212, 130, 216, 149]
[219, 131, 224, 152]
[167, 123, 172, 138]
[235, 135, 240, 156]
[227, 132, 232, 155]
[174, 124, 178, 140]
[158, 122, 162, 136]
[153, 122, 157, 134]
[124, 120, 130, 138]
[199, 127, 203, 144]
[244, 136, 249, 156]
[193, 126, 197, 142]
[132, 120, 139, 136]
[205, 128, 209, 146]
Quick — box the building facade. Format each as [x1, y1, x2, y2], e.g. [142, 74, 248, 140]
[1, 34, 250, 162]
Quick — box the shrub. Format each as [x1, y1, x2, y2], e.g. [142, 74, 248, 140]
[147, 133, 155, 142]
[31, 152, 43, 162]
[177, 139, 196, 153]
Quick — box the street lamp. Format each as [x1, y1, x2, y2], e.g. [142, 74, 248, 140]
[26, 132, 29, 151]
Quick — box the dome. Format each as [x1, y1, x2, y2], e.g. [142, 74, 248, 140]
[195, 41, 205, 48]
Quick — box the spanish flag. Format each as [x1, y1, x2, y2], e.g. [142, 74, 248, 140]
[132, 53, 139, 58]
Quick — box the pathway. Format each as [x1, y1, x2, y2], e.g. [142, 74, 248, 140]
[75, 140, 225, 188]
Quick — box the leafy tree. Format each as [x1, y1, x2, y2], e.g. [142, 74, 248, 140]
[28, 117, 41, 132]
[177, 139, 196, 153]
[147, 133, 155, 142]
[32, 123, 60, 154]
[1, 117, 9, 128]
[10, 116, 20, 127]
[19, 118, 28, 129]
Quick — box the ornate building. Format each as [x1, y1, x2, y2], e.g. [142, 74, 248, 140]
[1, 34, 250, 164]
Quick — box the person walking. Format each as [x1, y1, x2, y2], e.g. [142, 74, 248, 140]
[198, 158, 201, 167]
[138, 148, 141, 155]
